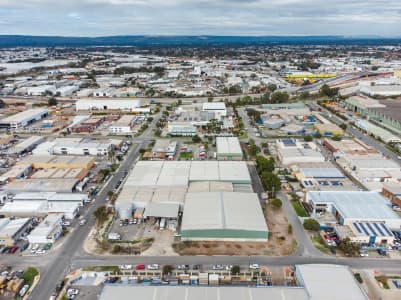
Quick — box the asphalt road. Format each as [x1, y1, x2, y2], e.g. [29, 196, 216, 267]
[27, 140, 147, 300]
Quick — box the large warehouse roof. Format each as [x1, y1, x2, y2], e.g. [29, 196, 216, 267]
[181, 192, 268, 240]
[300, 168, 344, 179]
[99, 285, 308, 300]
[308, 191, 400, 220]
[216, 137, 242, 155]
[296, 264, 368, 300]
[128, 161, 251, 187]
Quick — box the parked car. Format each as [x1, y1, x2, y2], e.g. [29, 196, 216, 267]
[135, 264, 145, 270]
[212, 265, 224, 270]
[119, 265, 133, 270]
[79, 219, 86, 226]
[249, 264, 260, 270]
[147, 264, 159, 270]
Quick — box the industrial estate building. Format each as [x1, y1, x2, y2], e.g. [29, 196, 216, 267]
[114, 160, 265, 241]
[307, 191, 401, 244]
[27, 213, 63, 245]
[0, 217, 31, 246]
[0, 108, 49, 130]
[75, 99, 150, 113]
[181, 192, 268, 241]
[276, 138, 325, 166]
[98, 264, 367, 300]
[216, 137, 243, 161]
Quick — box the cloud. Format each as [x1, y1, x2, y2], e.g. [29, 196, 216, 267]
[0, 0, 400, 36]
[67, 12, 81, 20]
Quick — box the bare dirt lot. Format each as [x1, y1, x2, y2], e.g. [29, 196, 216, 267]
[173, 205, 297, 256]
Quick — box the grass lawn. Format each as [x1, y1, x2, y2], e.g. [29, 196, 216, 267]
[179, 152, 193, 159]
[239, 132, 248, 139]
[291, 201, 309, 217]
[311, 235, 331, 254]
[22, 267, 39, 286]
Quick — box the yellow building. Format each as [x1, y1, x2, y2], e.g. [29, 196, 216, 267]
[314, 123, 344, 137]
[394, 69, 401, 79]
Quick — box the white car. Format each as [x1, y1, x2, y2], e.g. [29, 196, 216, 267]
[147, 264, 159, 270]
[225, 265, 233, 271]
[19, 284, 29, 297]
[249, 264, 260, 270]
[212, 265, 224, 270]
[79, 219, 87, 226]
[35, 249, 46, 254]
[359, 252, 369, 257]
[119, 264, 133, 270]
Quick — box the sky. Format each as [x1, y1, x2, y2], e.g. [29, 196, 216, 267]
[0, 0, 401, 37]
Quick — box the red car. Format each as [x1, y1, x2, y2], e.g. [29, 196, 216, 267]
[135, 264, 145, 270]
[9, 246, 18, 254]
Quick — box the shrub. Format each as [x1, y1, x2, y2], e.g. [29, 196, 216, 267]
[231, 265, 240, 275]
[270, 198, 283, 209]
[303, 218, 320, 231]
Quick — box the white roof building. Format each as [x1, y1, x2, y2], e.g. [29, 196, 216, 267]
[0, 108, 49, 130]
[296, 264, 368, 300]
[75, 99, 147, 112]
[27, 213, 63, 244]
[307, 191, 401, 230]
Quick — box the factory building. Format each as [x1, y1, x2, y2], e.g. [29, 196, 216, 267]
[276, 138, 325, 166]
[5, 136, 45, 155]
[27, 213, 63, 244]
[307, 191, 401, 230]
[181, 192, 268, 242]
[75, 99, 149, 113]
[0, 108, 49, 130]
[109, 115, 136, 134]
[0, 218, 31, 246]
[216, 137, 243, 161]
[313, 123, 344, 137]
[115, 161, 252, 219]
[0, 164, 32, 184]
[97, 264, 367, 300]
[17, 155, 95, 170]
[202, 102, 227, 120]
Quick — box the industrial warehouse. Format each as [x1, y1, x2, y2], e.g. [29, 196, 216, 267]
[114, 160, 267, 241]
[181, 192, 268, 241]
[98, 264, 367, 300]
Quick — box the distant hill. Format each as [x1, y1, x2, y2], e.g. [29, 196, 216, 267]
[0, 35, 400, 47]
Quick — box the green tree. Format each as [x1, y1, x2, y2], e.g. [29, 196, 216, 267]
[338, 238, 360, 257]
[231, 265, 240, 275]
[207, 96, 214, 102]
[260, 171, 281, 197]
[93, 205, 108, 226]
[303, 218, 320, 231]
[112, 245, 121, 254]
[248, 139, 261, 157]
[162, 265, 174, 274]
[319, 84, 339, 99]
[270, 91, 289, 103]
[256, 156, 275, 173]
[267, 84, 277, 93]
[192, 135, 201, 143]
[299, 91, 310, 100]
[304, 135, 313, 142]
[339, 123, 347, 130]
[48, 97, 57, 106]
[332, 135, 342, 141]
[270, 198, 283, 209]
